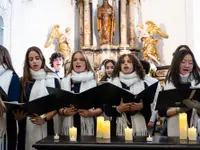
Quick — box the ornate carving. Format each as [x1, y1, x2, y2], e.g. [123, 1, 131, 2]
[137, 21, 168, 65]
[97, 0, 116, 47]
[45, 25, 71, 60]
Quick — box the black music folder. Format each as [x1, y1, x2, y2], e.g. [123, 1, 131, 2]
[3, 94, 57, 115]
[47, 81, 159, 109]
[155, 87, 200, 110]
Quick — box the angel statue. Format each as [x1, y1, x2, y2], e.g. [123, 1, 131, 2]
[137, 21, 168, 65]
[45, 24, 71, 60]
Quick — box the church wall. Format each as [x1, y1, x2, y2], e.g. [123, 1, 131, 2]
[9, 0, 75, 76]
[193, 0, 200, 65]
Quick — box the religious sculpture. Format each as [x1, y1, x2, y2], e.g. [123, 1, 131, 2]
[137, 21, 168, 65]
[97, 0, 116, 47]
[45, 24, 71, 60]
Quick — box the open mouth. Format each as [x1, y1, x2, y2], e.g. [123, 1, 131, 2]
[76, 65, 81, 68]
[124, 66, 129, 70]
[183, 69, 189, 72]
[33, 65, 39, 68]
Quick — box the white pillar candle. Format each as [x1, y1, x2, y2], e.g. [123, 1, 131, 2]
[179, 113, 188, 140]
[69, 126, 77, 141]
[188, 126, 197, 141]
[124, 127, 133, 141]
[103, 120, 111, 139]
[96, 116, 104, 138]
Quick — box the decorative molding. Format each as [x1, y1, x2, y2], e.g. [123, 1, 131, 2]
[0, 0, 11, 49]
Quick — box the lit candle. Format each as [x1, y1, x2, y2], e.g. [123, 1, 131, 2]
[54, 133, 59, 140]
[188, 126, 197, 141]
[102, 120, 110, 139]
[179, 113, 188, 139]
[124, 127, 133, 141]
[146, 135, 153, 142]
[69, 126, 77, 141]
[96, 116, 104, 138]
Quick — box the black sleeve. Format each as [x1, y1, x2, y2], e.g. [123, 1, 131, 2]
[158, 108, 168, 117]
[104, 104, 121, 117]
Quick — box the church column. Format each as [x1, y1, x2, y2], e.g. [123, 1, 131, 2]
[129, 0, 135, 48]
[119, 0, 128, 48]
[79, 0, 84, 48]
[83, 0, 91, 48]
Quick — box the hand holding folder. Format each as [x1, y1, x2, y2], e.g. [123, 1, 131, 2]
[155, 86, 200, 110]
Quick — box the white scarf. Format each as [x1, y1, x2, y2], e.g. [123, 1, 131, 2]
[144, 75, 160, 123]
[179, 73, 191, 83]
[26, 69, 60, 150]
[0, 64, 13, 94]
[111, 72, 147, 136]
[0, 64, 13, 150]
[164, 79, 200, 137]
[61, 71, 96, 136]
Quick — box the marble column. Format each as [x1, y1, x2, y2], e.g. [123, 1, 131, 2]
[83, 0, 91, 48]
[129, 0, 135, 48]
[120, 0, 128, 48]
[79, 0, 84, 48]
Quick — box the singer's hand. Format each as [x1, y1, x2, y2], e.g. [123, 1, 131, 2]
[30, 113, 45, 125]
[13, 109, 27, 121]
[78, 109, 94, 117]
[130, 99, 143, 111]
[116, 98, 132, 113]
[61, 106, 77, 116]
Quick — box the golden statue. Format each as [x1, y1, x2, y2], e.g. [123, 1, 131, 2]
[97, 0, 116, 47]
[137, 21, 168, 64]
[45, 24, 71, 60]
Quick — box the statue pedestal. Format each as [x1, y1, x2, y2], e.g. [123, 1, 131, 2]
[82, 46, 141, 70]
[82, 47, 119, 70]
[154, 65, 170, 87]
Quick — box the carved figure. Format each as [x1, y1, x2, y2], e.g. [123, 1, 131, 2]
[137, 21, 168, 64]
[45, 25, 71, 60]
[97, 0, 116, 46]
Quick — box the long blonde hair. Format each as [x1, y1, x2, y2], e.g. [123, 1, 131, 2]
[0, 96, 6, 118]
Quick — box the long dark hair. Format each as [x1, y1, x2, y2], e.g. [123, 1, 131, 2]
[112, 54, 145, 80]
[0, 45, 16, 73]
[166, 50, 200, 88]
[21, 46, 53, 99]
[173, 45, 191, 56]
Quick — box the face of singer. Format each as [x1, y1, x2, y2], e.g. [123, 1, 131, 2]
[179, 54, 193, 75]
[28, 51, 42, 71]
[121, 55, 133, 74]
[105, 62, 114, 77]
[73, 52, 86, 73]
[53, 57, 63, 70]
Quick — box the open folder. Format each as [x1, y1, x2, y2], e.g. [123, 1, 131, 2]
[47, 81, 159, 109]
[0, 85, 58, 115]
[155, 87, 200, 110]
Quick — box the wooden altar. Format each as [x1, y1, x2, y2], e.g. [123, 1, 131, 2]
[33, 135, 200, 150]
